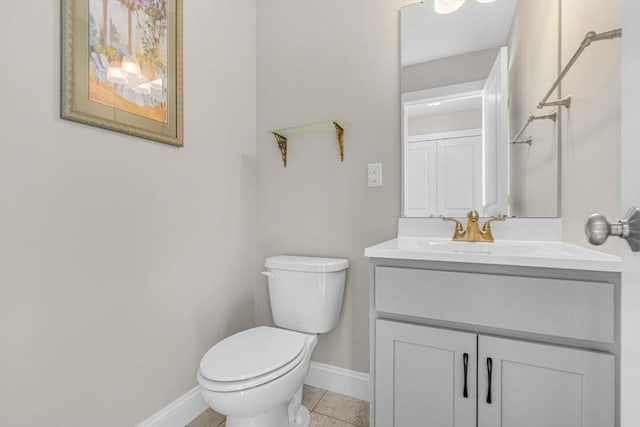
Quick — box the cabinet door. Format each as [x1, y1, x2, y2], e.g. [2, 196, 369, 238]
[477, 335, 614, 427]
[375, 320, 476, 427]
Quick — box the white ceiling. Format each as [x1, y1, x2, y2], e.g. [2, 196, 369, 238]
[401, 0, 518, 66]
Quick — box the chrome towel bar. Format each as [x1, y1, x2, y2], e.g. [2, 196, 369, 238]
[537, 28, 622, 109]
[510, 112, 557, 145]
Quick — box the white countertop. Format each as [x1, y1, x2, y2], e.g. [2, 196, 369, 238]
[364, 237, 622, 272]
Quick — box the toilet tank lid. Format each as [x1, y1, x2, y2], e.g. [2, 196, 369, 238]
[265, 255, 349, 272]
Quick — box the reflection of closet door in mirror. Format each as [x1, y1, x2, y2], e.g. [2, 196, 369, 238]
[437, 134, 482, 217]
[405, 140, 437, 217]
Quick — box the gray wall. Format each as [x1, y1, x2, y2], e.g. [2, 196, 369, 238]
[0, 1, 257, 426]
[256, 0, 409, 373]
[560, 0, 621, 250]
[507, 0, 560, 217]
[507, 0, 620, 225]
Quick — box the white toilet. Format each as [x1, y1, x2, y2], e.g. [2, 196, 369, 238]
[197, 255, 349, 427]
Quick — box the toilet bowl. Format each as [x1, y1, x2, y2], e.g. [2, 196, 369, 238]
[197, 255, 348, 427]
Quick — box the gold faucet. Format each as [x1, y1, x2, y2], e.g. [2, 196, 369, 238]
[442, 210, 506, 242]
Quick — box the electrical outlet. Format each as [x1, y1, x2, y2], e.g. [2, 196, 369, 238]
[368, 163, 382, 187]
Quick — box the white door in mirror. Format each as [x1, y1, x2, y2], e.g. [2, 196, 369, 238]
[368, 163, 382, 187]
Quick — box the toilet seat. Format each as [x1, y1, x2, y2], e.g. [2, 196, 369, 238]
[199, 326, 309, 392]
[198, 348, 305, 392]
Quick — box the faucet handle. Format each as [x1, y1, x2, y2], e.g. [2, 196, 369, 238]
[482, 216, 506, 230]
[481, 216, 506, 241]
[442, 216, 463, 230]
[443, 216, 465, 240]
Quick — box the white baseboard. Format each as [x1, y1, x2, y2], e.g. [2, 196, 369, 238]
[305, 361, 370, 402]
[137, 385, 207, 427]
[137, 362, 370, 427]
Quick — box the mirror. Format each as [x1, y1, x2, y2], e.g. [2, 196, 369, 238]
[401, 0, 562, 217]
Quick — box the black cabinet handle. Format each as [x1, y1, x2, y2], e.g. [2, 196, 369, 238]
[486, 357, 493, 404]
[463, 352, 469, 398]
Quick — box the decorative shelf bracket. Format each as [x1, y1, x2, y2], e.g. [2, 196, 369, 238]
[334, 121, 345, 162]
[273, 132, 288, 167]
[269, 119, 349, 168]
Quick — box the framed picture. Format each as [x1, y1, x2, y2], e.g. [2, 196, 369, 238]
[61, 0, 183, 147]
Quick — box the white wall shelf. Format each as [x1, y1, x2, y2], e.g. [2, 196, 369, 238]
[270, 120, 348, 167]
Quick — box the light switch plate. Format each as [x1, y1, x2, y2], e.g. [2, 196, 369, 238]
[368, 163, 382, 187]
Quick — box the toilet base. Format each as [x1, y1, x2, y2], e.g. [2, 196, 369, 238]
[225, 402, 310, 427]
[290, 406, 310, 427]
[225, 403, 288, 427]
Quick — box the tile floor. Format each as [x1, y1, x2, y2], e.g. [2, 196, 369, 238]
[186, 385, 369, 427]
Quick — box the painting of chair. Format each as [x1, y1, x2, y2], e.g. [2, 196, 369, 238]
[98, 53, 111, 73]
[150, 75, 167, 112]
[90, 52, 107, 82]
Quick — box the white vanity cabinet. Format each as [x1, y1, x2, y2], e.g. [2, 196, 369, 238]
[370, 261, 619, 427]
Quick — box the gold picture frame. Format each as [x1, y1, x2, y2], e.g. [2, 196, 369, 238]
[61, 0, 183, 147]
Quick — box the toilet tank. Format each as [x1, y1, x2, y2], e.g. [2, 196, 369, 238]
[264, 256, 349, 334]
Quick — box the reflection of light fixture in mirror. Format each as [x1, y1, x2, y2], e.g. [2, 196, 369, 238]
[434, 0, 465, 14]
[120, 55, 141, 78]
[427, 102, 441, 107]
[476, 0, 496, 3]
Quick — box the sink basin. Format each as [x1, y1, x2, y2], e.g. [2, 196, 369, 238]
[397, 238, 576, 256]
[365, 237, 621, 271]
